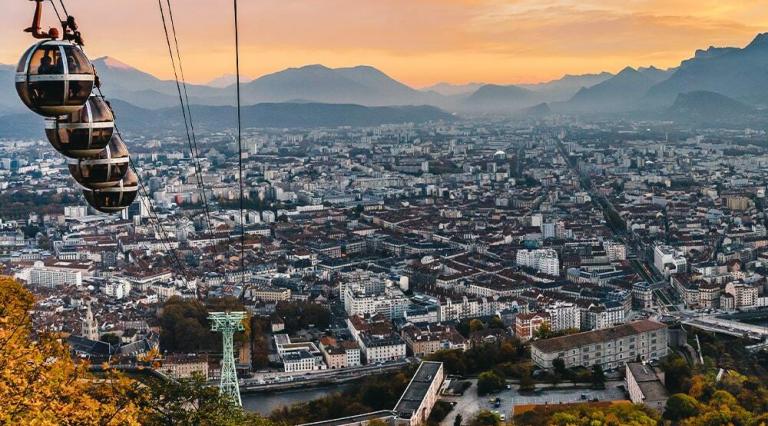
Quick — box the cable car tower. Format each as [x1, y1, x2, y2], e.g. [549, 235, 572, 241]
[208, 311, 246, 406]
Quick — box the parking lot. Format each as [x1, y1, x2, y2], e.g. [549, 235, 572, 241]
[440, 379, 627, 425]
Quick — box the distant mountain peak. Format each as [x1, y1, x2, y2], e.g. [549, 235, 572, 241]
[206, 73, 253, 88]
[295, 64, 332, 71]
[746, 32, 768, 49]
[617, 66, 638, 75]
[94, 56, 135, 70]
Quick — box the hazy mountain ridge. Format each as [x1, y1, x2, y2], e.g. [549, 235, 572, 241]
[666, 91, 756, 125]
[4, 32, 768, 122]
[423, 82, 484, 96]
[645, 33, 768, 106]
[561, 66, 672, 113]
[0, 99, 455, 138]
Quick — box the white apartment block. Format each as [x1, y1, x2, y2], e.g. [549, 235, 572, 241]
[345, 345, 361, 367]
[283, 351, 318, 373]
[249, 287, 291, 302]
[725, 282, 759, 308]
[104, 280, 131, 300]
[545, 301, 581, 331]
[653, 245, 687, 277]
[343, 283, 410, 319]
[361, 335, 407, 364]
[29, 261, 83, 287]
[603, 241, 627, 261]
[437, 296, 497, 322]
[516, 248, 560, 276]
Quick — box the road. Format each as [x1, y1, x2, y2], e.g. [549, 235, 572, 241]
[555, 138, 685, 314]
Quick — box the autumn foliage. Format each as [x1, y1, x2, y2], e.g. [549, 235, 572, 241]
[0, 276, 141, 424]
[0, 276, 280, 425]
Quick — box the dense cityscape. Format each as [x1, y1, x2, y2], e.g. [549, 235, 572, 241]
[3, 113, 768, 424]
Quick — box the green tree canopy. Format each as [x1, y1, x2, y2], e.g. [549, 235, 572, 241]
[477, 370, 506, 395]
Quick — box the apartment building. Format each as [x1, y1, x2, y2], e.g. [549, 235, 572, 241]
[530, 320, 668, 370]
[515, 312, 550, 341]
[516, 248, 560, 276]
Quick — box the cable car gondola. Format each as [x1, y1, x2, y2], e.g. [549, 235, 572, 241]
[82, 169, 138, 214]
[45, 93, 114, 158]
[68, 132, 129, 189]
[15, 39, 95, 117]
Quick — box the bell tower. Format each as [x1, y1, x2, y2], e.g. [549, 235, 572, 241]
[81, 299, 99, 341]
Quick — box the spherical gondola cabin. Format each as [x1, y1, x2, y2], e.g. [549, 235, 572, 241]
[68, 133, 129, 189]
[15, 40, 95, 117]
[45, 93, 114, 158]
[82, 168, 138, 214]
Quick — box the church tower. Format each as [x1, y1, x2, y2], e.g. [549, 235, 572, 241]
[81, 300, 99, 341]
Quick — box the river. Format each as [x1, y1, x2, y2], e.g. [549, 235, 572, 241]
[241, 383, 354, 415]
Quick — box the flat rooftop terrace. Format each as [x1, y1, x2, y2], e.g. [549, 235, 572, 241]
[394, 361, 443, 419]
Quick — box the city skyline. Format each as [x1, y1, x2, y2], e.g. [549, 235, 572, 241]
[2, 0, 767, 87]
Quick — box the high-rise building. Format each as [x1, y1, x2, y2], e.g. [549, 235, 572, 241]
[517, 248, 560, 276]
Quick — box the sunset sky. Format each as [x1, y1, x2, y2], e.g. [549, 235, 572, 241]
[2, 0, 767, 87]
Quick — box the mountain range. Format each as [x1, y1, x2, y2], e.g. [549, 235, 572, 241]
[3, 32, 768, 129]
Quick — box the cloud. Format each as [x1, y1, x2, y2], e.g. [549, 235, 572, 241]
[1, 0, 767, 86]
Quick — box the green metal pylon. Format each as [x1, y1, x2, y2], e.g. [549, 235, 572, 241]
[209, 311, 246, 406]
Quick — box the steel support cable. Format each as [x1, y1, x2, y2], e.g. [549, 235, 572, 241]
[163, 0, 216, 250]
[47, 0, 63, 23]
[157, 0, 215, 245]
[55, 0, 192, 290]
[56, 0, 69, 18]
[56, 0, 210, 296]
[101, 84, 191, 288]
[233, 0, 247, 293]
[127, 156, 192, 288]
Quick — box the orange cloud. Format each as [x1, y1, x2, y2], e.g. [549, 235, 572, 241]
[1, 0, 766, 87]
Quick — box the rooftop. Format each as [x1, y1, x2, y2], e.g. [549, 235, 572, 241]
[394, 361, 443, 419]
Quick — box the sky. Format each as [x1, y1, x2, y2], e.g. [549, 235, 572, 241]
[2, 0, 768, 87]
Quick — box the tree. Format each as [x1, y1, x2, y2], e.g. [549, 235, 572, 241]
[275, 301, 331, 333]
[519, 369, 536, 392]
[664, 393, 700, 422]
[469, 319, 485, 333]
[477, 370, 506, 395]
[1, 276, 278, 426]
[0, 276, 141, 424]
[660, 353, 692, 394]
[547, 403, 658, 426]
[159, 296, 217, 352]
[591, 365, 606, 389]
[552, 358, 567, 378]
[139, 373, 277, 426]
[101, 333, 121, 346]
[469, 410, 500, 426]
[488, 316, 505, 329]
[533, 322, 552, 339]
